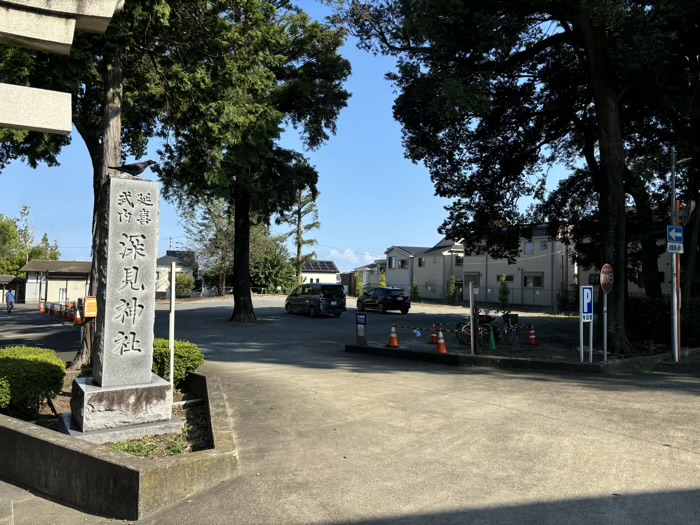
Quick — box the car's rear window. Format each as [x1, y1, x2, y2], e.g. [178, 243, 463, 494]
[388, 290, 407, 297]
[321, 285, 345, 296]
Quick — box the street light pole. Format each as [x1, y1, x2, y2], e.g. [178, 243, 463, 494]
[671, 149, 693, 363]
[671, 148, 679, 362]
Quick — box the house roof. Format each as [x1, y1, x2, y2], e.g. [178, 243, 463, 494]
[301, 260, 339, 273]
[20, 260, 91, 274]
[158, 250, 196, 268]
[422, 237, 464, 255]
[385, 246, 430, 257]
[0, 275, 25, 285]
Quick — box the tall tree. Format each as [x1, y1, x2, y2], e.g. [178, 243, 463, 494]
[276, 188, 321, 282]
[337, 0, 693, 353]
[180, 199, 236, 296]
[158, 3, 350, 323]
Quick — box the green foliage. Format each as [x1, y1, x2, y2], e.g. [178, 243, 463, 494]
[0, 347, 66, 413]
[379, 270, 387, 288]
[249, 223, 298, 294]
[447, 275, 458, 305]
[0, 377, 10, 409]
[410, 278, 420, 302]
[355, 271, 363, 296]
[0, 208, 59, 276]
[175, 273, 195, 298]
[276, 188, 321, 283]
[498, 274, 510, 312]
[152, 338, 205, 388]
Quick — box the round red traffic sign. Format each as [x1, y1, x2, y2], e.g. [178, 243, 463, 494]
[600, 264, 613, 294]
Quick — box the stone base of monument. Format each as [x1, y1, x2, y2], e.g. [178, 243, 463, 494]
[57, 413, 184, 445]
[0, 373, 239, 520]
[69, 374, 174, 434]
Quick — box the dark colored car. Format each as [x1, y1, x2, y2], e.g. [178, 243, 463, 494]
[285, 283, 347, 317]
[357, 287, 411, 314]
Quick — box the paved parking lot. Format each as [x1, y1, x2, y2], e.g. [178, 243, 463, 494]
[2, 297, 700, 524]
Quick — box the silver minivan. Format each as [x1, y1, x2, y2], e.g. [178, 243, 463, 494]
[285, 283, 347, 317]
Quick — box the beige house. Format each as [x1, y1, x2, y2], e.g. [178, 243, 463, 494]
[156, 251, 197, 299]
[353, 259, 387, 291]
[384, 246, 428, 290]
[21, 260, 91, 304]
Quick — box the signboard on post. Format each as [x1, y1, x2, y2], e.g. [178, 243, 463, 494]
[581, 286, 593, 322]
[667, 225, 684, 253]
[600, 264, 613, 294]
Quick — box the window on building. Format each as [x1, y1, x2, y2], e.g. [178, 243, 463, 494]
[433, 256, 437, 263]
[524, 242, 534, 255]
[523, 272, 544, 288]
[540, 241, 548, 250]
[418, 257, 425, 267]
[588, 273, 601, 285]
[464, 273, 480, 288]
[388, 256, 396, 269]
[399, 259, 409, 269]
[497, 274, 514, 282]
[455, 255, 464, 266]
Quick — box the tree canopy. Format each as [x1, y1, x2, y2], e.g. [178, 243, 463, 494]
[336, 0, 700, 352]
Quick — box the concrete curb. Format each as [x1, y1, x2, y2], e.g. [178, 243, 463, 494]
[344, 345, 699, 374]
[0, 372, 238, 520]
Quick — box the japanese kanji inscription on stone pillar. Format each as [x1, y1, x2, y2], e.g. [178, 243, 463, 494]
[93, 177, 159, 387]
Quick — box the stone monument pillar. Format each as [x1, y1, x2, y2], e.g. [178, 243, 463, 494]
[66, 177, 180, 440]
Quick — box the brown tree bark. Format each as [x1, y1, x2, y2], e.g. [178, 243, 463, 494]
[69, 51, 122, 369]
[574, 16, 633, 354]
[230, 183, 257, 322]
[627, 172, 662, 298]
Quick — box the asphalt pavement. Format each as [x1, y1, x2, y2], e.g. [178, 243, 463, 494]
[2, 298, 700, 525]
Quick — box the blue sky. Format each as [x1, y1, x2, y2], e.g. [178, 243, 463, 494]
[0, 3, 452, 274]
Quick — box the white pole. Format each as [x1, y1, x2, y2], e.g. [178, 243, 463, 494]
[469, 282, 475, 355]
[579, 286, 584, 363]
[603, 293, 608, 363]
[169, 261, 176, 388]
[589, 313, 594, 363]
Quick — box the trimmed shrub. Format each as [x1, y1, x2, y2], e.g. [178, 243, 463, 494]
[0, 346, 66, 413]
[152, 338, 205, 388]
[0, 377, 10, 409]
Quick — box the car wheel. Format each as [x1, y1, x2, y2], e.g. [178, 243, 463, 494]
[309, 305, 317, 317]
[286, 303, 293, 314]
[357, 301, 365, 311]
[401, 309, 409, 314]
[377, 303, 386, 314]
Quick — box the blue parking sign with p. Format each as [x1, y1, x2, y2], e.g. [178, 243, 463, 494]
[581, 285, 593, 322]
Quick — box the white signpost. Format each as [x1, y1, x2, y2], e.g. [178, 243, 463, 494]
[580, 285, 594, 363]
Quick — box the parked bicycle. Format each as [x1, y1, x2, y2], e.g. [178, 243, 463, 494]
[456, 309, 520, 350]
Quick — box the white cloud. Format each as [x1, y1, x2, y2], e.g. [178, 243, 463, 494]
[329, 249, 360, 264]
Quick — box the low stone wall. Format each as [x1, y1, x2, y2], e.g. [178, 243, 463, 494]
[0, 373, 238, 520]
[344, 344, 678, 374]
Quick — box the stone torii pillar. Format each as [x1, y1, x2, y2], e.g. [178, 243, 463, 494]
[0, 0, 124, 135]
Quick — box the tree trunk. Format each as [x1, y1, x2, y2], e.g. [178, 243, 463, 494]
[230, 183, 257, 322]
[69, 51, 123, 369]
[296, 207, 303, 283]
[574, 16, 632, 354]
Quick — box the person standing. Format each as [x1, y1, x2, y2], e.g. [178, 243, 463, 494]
[5, 290, 15, 314]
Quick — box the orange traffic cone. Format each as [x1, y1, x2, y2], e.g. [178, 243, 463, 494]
[387, 324, 400, 348]
[74, 307, 83, 326]
[430, 322, 437, 344]
[69, 307, 76, 322]
[528, 324, 537, 346]
[39, 301, 45, 313]
[436, 330, 448, 353]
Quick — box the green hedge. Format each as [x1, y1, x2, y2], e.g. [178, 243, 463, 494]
[152, 338, 205, 388]
[0, 346, 66, 413]
[626, 296, 700, 346]
[0, 377, 10, 409]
